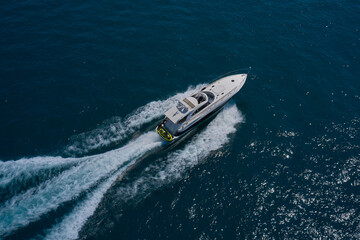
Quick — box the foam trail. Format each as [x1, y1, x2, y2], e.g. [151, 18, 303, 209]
[44, 164, 123, 240]
[0, 84, 204, 199]
[0, 156, 81, 189]
[44, 104, 243, 240]
[118, 104, 244, 201]
[0, 132, 162, 237]
[64, 84, 205, 156]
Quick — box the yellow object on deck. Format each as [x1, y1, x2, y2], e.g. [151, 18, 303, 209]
[156, 126, 173, 141]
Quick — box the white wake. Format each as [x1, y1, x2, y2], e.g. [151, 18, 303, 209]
[44, 103, 244, 240]
[0, 84, 204, 238]
[0, 86, 244, 240]
[0, 84, 204, 200]
[0, 132, 163, 236]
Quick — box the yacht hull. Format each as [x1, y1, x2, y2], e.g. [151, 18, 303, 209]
[156, 73, 246, 142]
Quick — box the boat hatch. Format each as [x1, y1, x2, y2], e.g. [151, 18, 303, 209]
[211, 85, 225, 95]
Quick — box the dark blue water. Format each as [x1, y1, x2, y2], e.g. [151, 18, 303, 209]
[1, 0, 359, 239]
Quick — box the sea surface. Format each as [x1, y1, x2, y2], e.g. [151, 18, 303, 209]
[0, 0, 359, 239]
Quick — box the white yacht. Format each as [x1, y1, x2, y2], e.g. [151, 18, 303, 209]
[156, 73, 247, 141]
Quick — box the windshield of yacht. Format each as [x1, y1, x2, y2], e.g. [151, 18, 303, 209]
[176, 101, 188, 114]
[194, 92, 208, 104]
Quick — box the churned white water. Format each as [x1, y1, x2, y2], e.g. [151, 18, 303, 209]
[0, 86, 244, 239]
[43, 104, 244, 240]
